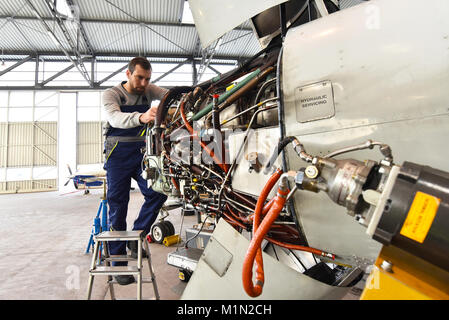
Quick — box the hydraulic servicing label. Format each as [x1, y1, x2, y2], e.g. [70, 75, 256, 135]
[400, 191, 440, 243]
[295, 80, 335, 123]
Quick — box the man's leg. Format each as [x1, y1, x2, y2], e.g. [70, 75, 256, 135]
[106, 165, 132, 266]
[132, 169, 168, 236]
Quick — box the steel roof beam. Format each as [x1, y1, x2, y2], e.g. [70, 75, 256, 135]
[152, 59, 190, 84]
[38, 61, 77, 86]
[0, 55, 33, 77]
[65, 0, 95, 56]
[24, 0, 93, 87]
[0, 16, 253, 32]
[37, 56, 91, 86]
[207, 65, 222, 75]
[96, 63, 128, 85]
[1, 49, 244, 61]
[41, 0, 91, 85]
[0, 55, 238, 66]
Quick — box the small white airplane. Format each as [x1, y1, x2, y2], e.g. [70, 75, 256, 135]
[64, 165, 106, 194]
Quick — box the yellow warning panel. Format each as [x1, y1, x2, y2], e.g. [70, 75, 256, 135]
[400, 191, 440, 243]
[361, 266, 431, 300]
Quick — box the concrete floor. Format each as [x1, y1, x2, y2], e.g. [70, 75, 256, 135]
[0, 188, 197, 300]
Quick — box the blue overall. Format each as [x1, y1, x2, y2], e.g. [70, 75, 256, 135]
[104, 102, 167, 266]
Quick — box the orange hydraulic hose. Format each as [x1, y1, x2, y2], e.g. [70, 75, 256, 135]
[180, 98, 229, 173]
[241, 169, 283, 297]
[253, 169, 283, 233]
[242, 185, 289, 297]
[264, 236, 335, 260]
[247, 197, 274, 223]
[262, 198, 274, 215]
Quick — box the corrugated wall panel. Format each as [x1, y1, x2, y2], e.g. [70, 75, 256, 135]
[5, 122, 57, 167]
[1, 179, 57, 193]
[8, 145, 33, 167]
[7, 123, 33, 167]
[77, 122, 104, 165]
[33, 144, 57, 166]
[34, 122, 57, 166]
[0, 123, 6, 167]
[8, 123, 33, 145]
[77, 144, 103, 164]
[34, 122, 57, 145]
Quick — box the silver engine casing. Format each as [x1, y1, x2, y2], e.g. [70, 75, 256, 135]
[227, 0, 449, 267]
[281, 0, 449, 265]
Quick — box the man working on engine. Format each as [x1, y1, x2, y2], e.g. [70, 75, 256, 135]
[102, 56, 168, 285]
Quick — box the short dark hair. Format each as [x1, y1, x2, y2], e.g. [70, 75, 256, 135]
[128, 57, 152, 73]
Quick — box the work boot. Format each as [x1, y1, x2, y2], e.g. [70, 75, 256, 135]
[114, 275, 135, 286]
[127, 240, 148, 259]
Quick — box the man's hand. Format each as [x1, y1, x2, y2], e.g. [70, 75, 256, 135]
[139, 105, 158, 124]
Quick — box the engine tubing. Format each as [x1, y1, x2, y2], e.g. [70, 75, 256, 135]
[264, 236, 335, 259]
[242, 169, 283, 297]
[180, 98, 229, 173]
[242, 185, 289, 297]
[226, 203, 251, 225]
[247, 198, 274, 223]
[262, 198, 274, 215]
[168, 167, 180, 191]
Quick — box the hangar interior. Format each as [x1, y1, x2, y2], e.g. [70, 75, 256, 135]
[1, 0, 448, 301]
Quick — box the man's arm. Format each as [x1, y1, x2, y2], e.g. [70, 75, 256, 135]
[139, 84, 169, 124]
[102, 89, 142, 129]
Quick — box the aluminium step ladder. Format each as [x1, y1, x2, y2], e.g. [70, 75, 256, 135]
[86, 230, 160, 300]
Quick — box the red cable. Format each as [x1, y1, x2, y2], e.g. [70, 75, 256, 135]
[180, 98, 229, 173]
[222, 211, 247, 230]
[168, 167, 180, 192]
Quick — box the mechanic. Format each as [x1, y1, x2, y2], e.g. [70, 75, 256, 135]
[102, 56, 168, 285]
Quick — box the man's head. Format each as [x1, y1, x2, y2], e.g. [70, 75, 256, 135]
[126, 57, 152, 94]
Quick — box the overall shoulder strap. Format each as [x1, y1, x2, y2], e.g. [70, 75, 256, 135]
[110, 86, 127, 105]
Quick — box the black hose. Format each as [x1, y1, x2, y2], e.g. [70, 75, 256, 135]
[185, 214, 211, 249]
[264, 136, 297, 175]
[153, 86, 192, 154]
[154, 86, 192, 129]
[211, 95, 223, 163]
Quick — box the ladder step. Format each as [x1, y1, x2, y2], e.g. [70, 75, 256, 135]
[103, 255, 137, 262]
[95, 230, 144, 241]
[90, 266, 140, 276]
[108, 278, 155, 284]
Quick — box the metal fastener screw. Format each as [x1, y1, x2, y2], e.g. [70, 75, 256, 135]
[305, 165, 319, 179]
[380, 260, 393, 273]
